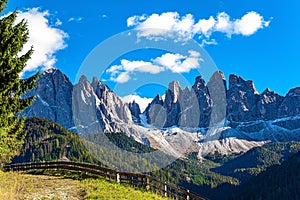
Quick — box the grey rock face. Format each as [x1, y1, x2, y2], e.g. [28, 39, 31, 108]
[257, 88, 284, 120]
[226, 74, 260, 122]
[279, 87, 300, 117]
[192, 76, 213, 127]
[73, 76, 133, 134]
[163, 81, 182, 127]
[144, 72, 227, 128]
[23, 68, 74, 129]
[128, 101, 141, 123]
[206, 71, 227, 126]
[143, 77, 210, 128]
[72, 75, 103, 133]
[144, 94, 165, 127]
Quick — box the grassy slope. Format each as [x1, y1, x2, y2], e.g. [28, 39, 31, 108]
[0, 171, 167, 200]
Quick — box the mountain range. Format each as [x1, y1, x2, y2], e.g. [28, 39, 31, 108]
[22, 68, 300, 157]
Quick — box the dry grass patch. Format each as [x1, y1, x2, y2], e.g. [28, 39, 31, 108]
[0, 171, 167, 200]
[0, 171, 83, 200]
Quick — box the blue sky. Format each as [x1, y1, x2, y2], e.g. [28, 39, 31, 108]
[4, 0, 300, 98]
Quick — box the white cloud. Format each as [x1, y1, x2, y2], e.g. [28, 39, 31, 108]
[68, 17, 83, 22]
[121, 59, 164, 74]
[128, 12, 195, 40]
[55, 19, 62, 26]
[193, 16, 216, 37]
[200, 39, 218, 47]
[215, 12, 232, 36]
[233, 11, 269, 36]
[110, 72, 130, 83]
[121, 94, 153, 112]
[189, 50, 200, 57]
[106, 65, 123, 75]
[153, 50, 201, 73]
[127, 15, 147, 27]
[107, 59, 164, 83]
[127, 11, 271, 43]
[16, 8, 68, 76]
[106, 50, 202, 83]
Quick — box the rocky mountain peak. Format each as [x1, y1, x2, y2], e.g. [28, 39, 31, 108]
[260, 88, 282, 98]
[128, 100, 141, 123]
[279, 87, 300, 117]
[208, 71, 226, 89]
[92, 76, 99, 86]
[229, 74, 245, 86]
[227, 74, 260, 122]
[43, 68, 72, 89]
[78, 75, 88, 83]
[229, 74, 258, 94]
[23, 68, 74, 129]
[167, 81, 181, 103]
[144, 94, 163, 113]
[73, 75, 133, 134]
[153, 94, 163, 102]
[43, 68, 59, 75]
[257, 88, 284, 120]
[193, 75, 206, 90]
[206, 71, 227, 126]
[263, 88, 272, 94]
[212, 70, 226, 80]
[287, 87, 300, 96]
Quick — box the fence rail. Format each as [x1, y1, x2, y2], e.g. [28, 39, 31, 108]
[4, 161, 207, 200]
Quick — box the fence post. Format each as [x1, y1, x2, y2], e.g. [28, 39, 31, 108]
[164, 182, 167, 197]
[145, 176, 150, 191]
[186, 189, 190, 200]
[116, 172, 120, 183]
[130, 175, 134, 187]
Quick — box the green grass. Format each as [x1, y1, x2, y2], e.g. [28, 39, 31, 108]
[0, 171, 167, 200]
[81, 178, 166, 200]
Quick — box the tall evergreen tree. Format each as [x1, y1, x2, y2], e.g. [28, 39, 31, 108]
[0, 0, 39, 166]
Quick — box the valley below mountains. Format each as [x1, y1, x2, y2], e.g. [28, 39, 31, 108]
[23, 68, 300, 158]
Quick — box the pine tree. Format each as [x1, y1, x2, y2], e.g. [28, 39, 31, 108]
[0, 0, 39, 166]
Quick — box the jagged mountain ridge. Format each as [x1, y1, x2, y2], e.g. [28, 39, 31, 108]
[144, 71, 300, 128]
[23, 68, 300, 156]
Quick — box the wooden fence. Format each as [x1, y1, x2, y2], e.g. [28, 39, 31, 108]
[4, 161, 207, 200]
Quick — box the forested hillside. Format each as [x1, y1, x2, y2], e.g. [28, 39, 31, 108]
[211, 142, 300, 182]
[12, 117, 99, 164]
[231, 152, 300, 200]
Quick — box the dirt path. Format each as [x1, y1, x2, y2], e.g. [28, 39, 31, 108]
[0, 172, 84, 200]
[24, 175, 83, 200]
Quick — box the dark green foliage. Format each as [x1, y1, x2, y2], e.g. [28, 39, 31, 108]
[204, 151, 241, 164]
[212, 142, 300, 182]
[81, 133, 172, 173]
[104, 133, 154, 153]
[12, 117, 99, 164]
[150, 153, 239, 199]
[0, 0, 39, 166]
[231, 152, 300, 200]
